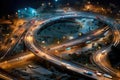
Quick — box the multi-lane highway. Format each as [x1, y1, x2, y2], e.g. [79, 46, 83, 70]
[24, 13, 120, 80]
[91, 21, 120, 79]
[0, 20, 38, 60]
[91, 46, 120, 78]
[90, 13, 120, 79]
[47, 26, 109, 51]
[1, 12, 120, 80]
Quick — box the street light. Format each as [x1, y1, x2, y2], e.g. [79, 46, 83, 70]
[55, 0, 58, 2]
[18, 10, 21, 13]
[54, 0, 59, 8]
[42, 3, 45, 6]
[42, 41, 45, 44]
[69, 36, 74, 40]
[25, 8, 27, 11]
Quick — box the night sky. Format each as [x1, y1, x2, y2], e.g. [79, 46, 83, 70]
[0, 0, 119, 17]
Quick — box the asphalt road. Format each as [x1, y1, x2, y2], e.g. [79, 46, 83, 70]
[24, 14, 117, 80]
[1, 11, 119, 80]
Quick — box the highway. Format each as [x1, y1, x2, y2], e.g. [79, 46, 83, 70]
[91, 20, 120, 80]
[91, 46, 120, 78]
[90, 13, 120, 80]
[1, 12, 119, 80]
[0, 20, 37, 60]
[0, 68, 23, 80]
[24, 14, 117, 80]
[0, 20, 39, 79]
[0, 51, 37, 80]
[48, 26, 109, 51]
[0, 52, 36, 70]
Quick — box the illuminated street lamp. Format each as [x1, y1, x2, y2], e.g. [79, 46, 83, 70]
[15, 12, 18, 14]
[57, 41, 60, 44]
[63, 36, 66, 39]
[25, 8, 27, 11]
[42, 3, 45, 6]
[78, 32, 82, 36]
[69, 36, 74, 40]
[18, 10, 21, 13]
[8, 15, 10, 18]
[85, 5, 91, 10]
[55, 0, 58, 2]
[48, 2, 51, 5]
[54, 0, 59, 8]
[55, 50, 58, 53]
[42, 41, 45, 44]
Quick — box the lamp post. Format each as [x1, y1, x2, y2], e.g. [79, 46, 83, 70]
[55, 0, 58, 2]
[54, 0, 58, 8]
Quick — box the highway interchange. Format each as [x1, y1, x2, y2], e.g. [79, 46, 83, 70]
[0, 12, 120, 80]
[24, 12, 120, 80]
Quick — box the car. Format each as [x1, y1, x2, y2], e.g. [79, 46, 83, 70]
[66, 47, 71, 50]
[28, 65, 33, 68]
[35, 50, 39, 53]
[96, 72, 102, 76]
[103, 74, 112, 79]
[83, 70, 93, 76]
[86, 41, 91, 44]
